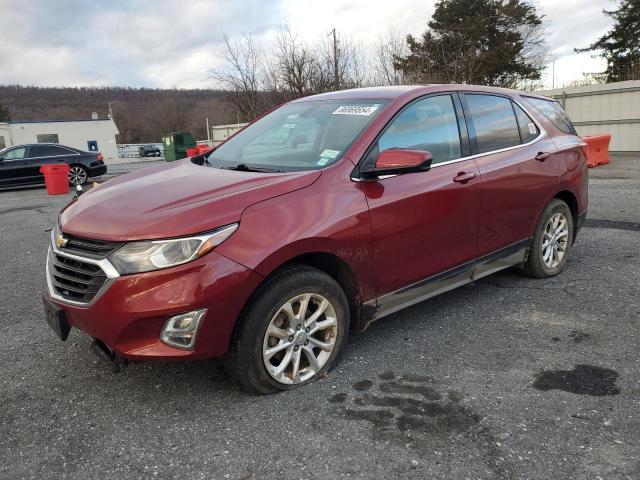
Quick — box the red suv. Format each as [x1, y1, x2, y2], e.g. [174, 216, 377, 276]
[44, 85, 587, 393]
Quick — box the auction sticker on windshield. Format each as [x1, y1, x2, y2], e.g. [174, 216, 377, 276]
[332, 104, 380, 115]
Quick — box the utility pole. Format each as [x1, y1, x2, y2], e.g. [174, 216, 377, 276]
[329, 28, 339, 90]
[552, 61, 555, 90]
[206, 117, 210, 142]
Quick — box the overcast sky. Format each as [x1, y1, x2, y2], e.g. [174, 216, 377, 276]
[0, 0, 614, 90]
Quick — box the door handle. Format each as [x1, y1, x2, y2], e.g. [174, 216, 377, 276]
[453, 171, 477, 184]
[535, 152, 551, 162]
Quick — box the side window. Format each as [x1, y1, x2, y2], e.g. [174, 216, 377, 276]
[47, 146, 73, 156]
[513, 103, 540, 143]
[464, 94, 521, 154]
[4, 147, 27, 160]
[525, 97, 577, 135]
[30, 145, 49, 158]
[378, 95, 461, 164]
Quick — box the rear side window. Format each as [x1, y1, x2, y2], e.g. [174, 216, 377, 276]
[463, 94, 521, 154]
[525, 97, 577, 135]
[513, 103, 540, 143]
[31, 145, 71, 157]
[378, 95, 462, 164]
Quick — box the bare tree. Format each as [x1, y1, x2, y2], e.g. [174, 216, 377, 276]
[273, 25, 318, 97]
[371, 30, 409, 85]
[315, 32, 366, 90]
[207, 34, 265, 121]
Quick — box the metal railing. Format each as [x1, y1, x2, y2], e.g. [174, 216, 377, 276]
[117, 143, 164, 159]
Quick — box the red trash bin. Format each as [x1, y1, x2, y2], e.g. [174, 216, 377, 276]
[40, 164, 70, 195]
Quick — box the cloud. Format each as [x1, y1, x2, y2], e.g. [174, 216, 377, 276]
[0, 0, 615, 88]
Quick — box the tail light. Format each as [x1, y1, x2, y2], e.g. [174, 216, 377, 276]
[97, 153, 104, 162]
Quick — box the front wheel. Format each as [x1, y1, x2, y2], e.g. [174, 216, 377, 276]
[68, 165, 89, 186]
[225, 266, 349, 394]
[521, 199, 574, 278]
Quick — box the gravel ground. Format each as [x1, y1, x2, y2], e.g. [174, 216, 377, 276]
[0, 158, 638, 480]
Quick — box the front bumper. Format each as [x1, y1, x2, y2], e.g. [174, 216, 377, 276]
[46, 246, 263, 361]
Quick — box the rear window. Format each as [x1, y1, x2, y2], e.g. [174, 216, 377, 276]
[525, 97, 577, 135]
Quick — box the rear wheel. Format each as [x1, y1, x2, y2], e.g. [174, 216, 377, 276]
[68, 165, 88, 186]
[522, 199, 574, 278]
[225, 266, 349, 394]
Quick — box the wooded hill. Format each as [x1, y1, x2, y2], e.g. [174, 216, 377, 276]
[0, 85, 240, 143]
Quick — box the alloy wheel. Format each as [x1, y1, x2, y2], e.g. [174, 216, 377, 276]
[262, 293, 338, 385]
[541, 212, 569, 269]
[68, 166, 87, 186]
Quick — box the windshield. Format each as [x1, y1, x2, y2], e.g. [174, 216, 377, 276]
[207, 99, 388, 172]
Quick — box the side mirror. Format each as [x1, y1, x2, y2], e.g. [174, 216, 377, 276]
[361, 148, 433, 178]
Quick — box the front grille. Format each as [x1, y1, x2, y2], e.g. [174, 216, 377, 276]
[60, 234, 123, 259]
[48, 250, 108, 303]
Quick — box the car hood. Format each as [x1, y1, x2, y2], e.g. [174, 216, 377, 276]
[60, 159, 321, 241]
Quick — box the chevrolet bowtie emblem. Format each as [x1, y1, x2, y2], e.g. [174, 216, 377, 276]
[55, 234, 68, 248]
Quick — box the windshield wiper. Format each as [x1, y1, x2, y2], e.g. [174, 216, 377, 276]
[221, 163, 282, 173]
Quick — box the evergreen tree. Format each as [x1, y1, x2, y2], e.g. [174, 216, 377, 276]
[576, 1, 640, 82]
[394, 0, 546, 87]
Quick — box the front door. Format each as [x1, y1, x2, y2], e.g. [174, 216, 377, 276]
[361, 94, 480, 298]
[0, 146, 31, 187]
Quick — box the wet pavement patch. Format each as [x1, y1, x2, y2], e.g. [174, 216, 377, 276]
[533, 364, 620, 396]
[328, 392, 348, 404]
[329, 373, 477, 434]
[352, 379, 373, 391]
[568, 331, 591, 343]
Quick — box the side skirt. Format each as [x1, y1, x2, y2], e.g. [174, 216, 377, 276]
[358, 239, 530, 331]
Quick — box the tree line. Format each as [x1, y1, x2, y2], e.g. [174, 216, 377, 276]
[0, 85, 237, 143]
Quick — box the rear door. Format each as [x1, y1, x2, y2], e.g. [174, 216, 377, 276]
[0, 146, 32, 187]
[460, 93, 560, 256]
[362, 93, 480, 296]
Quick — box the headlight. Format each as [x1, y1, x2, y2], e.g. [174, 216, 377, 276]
[109, 223, 238, 274]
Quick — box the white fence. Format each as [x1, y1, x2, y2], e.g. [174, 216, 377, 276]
[537, 80, 640, 154]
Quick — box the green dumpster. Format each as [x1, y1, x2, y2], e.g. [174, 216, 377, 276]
[161, 131, 196, 161]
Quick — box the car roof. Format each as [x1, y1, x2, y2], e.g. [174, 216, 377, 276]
[6, 143, 83, 151]
[291, 84, 551, 102]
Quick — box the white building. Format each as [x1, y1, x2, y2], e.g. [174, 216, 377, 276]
[0, 117, 120, 159]
[211, 123, 248, 146]
[537, 80, 640, 155]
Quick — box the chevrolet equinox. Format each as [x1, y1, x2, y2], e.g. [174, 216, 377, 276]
[44, 85, 588, 393]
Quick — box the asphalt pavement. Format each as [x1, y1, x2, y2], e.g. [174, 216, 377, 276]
[0, 157, 638, 479]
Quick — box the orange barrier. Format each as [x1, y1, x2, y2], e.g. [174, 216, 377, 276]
[186, 145, 212, 157]
[582, 134, 611, 168]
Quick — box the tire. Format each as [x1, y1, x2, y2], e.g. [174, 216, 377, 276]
[68, 165, 89, 186]
[225, 265, 350, 394]
[521, 199, 574, 278]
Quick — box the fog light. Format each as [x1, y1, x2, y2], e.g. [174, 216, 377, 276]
[160, 309, 207, 350]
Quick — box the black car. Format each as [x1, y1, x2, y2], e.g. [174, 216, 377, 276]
[139, 145, 162, 157]
[0, 143, 107, 188]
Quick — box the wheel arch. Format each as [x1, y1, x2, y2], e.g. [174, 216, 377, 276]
[231, 248, 368, 349]
[554, 190, 579, 238]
